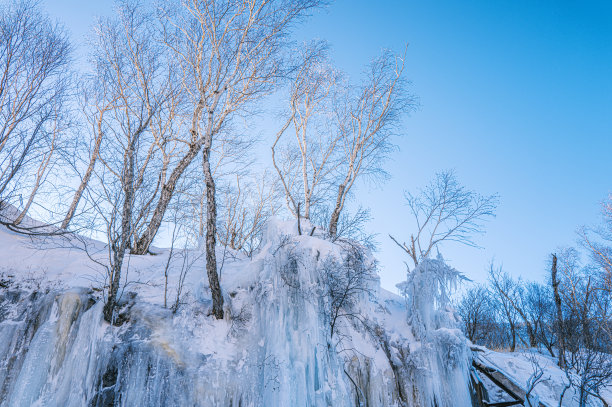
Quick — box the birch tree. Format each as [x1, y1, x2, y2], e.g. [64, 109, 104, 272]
[273, 47, 411, 238]
[80, 1, 173, 322]
[63, 2, 180, 233]
[61, 85, 114, 229]
[272, 42, 341, 219]
[217, 171, 280, 256]
[13, 107, 63, 225]
[0, 0, 71, 224]
[328, 50, 409, 237]
[132, 0, 322, 319]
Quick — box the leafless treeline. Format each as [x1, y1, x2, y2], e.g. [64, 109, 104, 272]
[457, 196, 612, 406]
[0, 0, 71, 230]
[0, 0, 413, 322]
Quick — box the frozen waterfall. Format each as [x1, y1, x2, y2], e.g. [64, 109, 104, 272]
[0, 220, 476, 406]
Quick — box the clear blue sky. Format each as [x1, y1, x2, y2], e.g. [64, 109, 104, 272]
[42, 0, 612, 291]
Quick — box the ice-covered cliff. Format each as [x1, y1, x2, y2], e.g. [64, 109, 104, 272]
[0, 219, 475, 406]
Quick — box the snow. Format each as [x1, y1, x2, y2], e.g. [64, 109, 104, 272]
[2, 210, 610, 407]
[480, 349, 612, 407]
[0, 212, 477, 406]
[395, 255, 473, 406]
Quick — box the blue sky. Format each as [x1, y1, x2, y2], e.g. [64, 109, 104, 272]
[42, 0, 612, 291]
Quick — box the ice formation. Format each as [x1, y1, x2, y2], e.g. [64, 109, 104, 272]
[394, 255, 473, 407]
[0, 219, 476, 406]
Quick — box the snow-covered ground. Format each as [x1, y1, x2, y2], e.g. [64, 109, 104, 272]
[476, 348, 612, 407]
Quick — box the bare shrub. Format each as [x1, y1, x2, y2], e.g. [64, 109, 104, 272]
[319, 244, 377, 340]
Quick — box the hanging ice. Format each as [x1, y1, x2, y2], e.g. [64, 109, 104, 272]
[395, 254, 474, 407]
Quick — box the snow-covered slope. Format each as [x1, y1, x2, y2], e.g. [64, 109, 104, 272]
[0, 217, 475, 406]
[479, 349, 612, 407]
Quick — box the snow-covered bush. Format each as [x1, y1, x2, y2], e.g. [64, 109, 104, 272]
[394, 254, 473, 406]
[397, 254, 466, 338]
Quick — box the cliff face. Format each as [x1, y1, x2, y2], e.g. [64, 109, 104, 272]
[0, 220, 474, 407]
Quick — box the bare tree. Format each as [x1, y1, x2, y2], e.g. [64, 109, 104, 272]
[130, 0, 323, 319]
[78, 0, 172, 322]
[523, 281, 556, 356]
[524, 352, 546, 407]
[488, 264, 519, 352]
[174, 134, 257, 251]
[328, 49, 410, 237]
[60, 88, 112, 229]
[456, 285, 496, 344]
[272, 41, 342, 219]
[158, 194, 204, 313]
[0, 0, 71, 222]
[13, 104, 64, 225]
[585, 195, 612, 288]
[391, 170, 498, 267]
[555, 247, 612, 407]
[312, 205, 377, 249]
[320, 243, 377, 340]
[63, 3, 181, 234]
[459, 274, 556, 353]
[217, 171, 280, 257]
[551, 253, 566, 368]
[570, 344, 612, 407]
[273, 45, 411, 239]
[580, 195, 612, 345]
[490, 275, 540, 348]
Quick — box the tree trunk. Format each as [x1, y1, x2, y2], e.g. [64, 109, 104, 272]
[202, 145, 223, 319]
[527, 324, 537, 348]
[551, 254, 565, 369]
[542, 336, 556, 358]
[297, 202, 302, 235]
[579, 387, 588, 407]
[198, 190, 205, 239]
[62, 128, 103, 229]
[14, 129, 57, 225]
[513, 309, 537, 348]
[0, 122, 42, 198]
[132, 141, 202, 254]
[328, 183, 346, 237]
[13, 162, 47, 225]
[103, 141, 135, 323]
[13, 177, 40, 225]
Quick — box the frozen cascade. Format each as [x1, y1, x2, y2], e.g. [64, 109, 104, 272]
[396, 255, 474, 406]
[0, 220, 477, 406]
